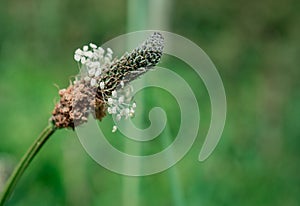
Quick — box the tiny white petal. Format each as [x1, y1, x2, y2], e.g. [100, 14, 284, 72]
[98, 47, 104, 55]
[120, 109, 125, 116]
[88, 68, 96, 76]
[90, 78, 96, 86]
[84, 51, 93, 58]
[120, 81, 124, 88]
[74, 54, 81, 62]
[75, 48, 83, 55]
[108, 98, 113, 105]
[107, 48, 113, 54]
[100, 81, 105, 90]
[112, 90, 117, 98]
[112, 125, 117, 133]
[85, 59, 92, 67]
[84, 76, 90, 82]
[89, 43, 97, 49]
[85, 61, 92, 67]
[95, 69, 101, 77]
[106, 53, 112, 60]
[129, 109, 135, 118]
[93, 62, 101, 68]
[111, 107, 117, 114]
[81, 57, 86, 64]
[83, 45, 88, 51]
[107, 107, 112, 114]
[92, 52, 101, 59]
[132, 102, 136, 108]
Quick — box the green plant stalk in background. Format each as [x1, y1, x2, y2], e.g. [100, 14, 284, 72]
[0, 124, 56, 206]
[121, 0, 148, 205]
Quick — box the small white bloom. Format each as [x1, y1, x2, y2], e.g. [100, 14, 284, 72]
[129, 109, 135, 117]
[116, 114, 121, 121]
[107, 48, 113, 54]
[80, 56, 86, 64]
[74, 54, 81, 62]
[118, 96, 124, 104]
[112, 90, 117, 98]
[111, 107, 117, 114]
[83, 45, 88, 51]
[112, 125, 117, 133]
[89, 43, 97, 49]
[132, 102, 136, 108]
[88, 68, 96, 76]
[108, 98, 113, 105]
[84, 51, 93, 58]
[95, 68, 101, 77]
[98, 47, 104, 55]
[107, 107, 112, 114]
[92, 51, 102, 59]
[90, 78, 96, 87]
[106, 53, 112, 60]
[120, 81, 124, 88]
[125, 108, 130, 115]
[100, 81, 105, 90]
[120, 109, 125, 116]
[75, 48, 83, 55]
[94, 61, 101, 68]
[84, 76, 90, 82]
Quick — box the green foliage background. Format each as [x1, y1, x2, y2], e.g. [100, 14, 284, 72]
[0, 0, 299, 205]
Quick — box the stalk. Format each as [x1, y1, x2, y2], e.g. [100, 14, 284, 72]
[0, 124, 56, 206]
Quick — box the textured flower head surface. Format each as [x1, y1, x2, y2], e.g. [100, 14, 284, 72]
[51, 32, 164, 131]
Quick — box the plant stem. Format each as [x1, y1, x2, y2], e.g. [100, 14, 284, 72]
[0, 123, 56, 206]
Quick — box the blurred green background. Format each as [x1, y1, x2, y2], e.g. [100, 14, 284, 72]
[0, 0, 300, 205]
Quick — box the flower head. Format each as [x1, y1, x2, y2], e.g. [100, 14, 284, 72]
[51, 32, 164, 130]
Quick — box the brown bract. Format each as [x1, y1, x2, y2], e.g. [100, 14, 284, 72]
[51, 81, 106, 129]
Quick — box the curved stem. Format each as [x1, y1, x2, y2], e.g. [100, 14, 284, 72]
[0, 124, 56, 206]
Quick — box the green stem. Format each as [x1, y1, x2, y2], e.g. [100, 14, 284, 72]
[0, 124, 56, 206]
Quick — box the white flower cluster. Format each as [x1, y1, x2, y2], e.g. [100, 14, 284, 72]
[107, 87, 136, 132]
[73, 44, 136, 133]
[74, 43, 114, 88]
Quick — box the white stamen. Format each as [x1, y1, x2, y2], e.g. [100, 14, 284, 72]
[112, 125, 117, 133]
[88, 68, 96, 76]
[108, 98, 113, 105]
[107, 48, 113, 54]
[120, 81, 124, 88]
[100, 81, 105, 90]
[83, 45, 88, 51]
[89, 43, 97, 49]
[74, 54, 81, 62]
[90, 78, 96, 87]
[132, 102, 136, 108]
[112, 90, 117, 98]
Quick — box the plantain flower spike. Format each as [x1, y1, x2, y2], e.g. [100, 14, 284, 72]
[51, 32, 164, 130]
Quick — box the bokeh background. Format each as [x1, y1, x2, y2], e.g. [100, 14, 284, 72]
[0, 0, 299, 205]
